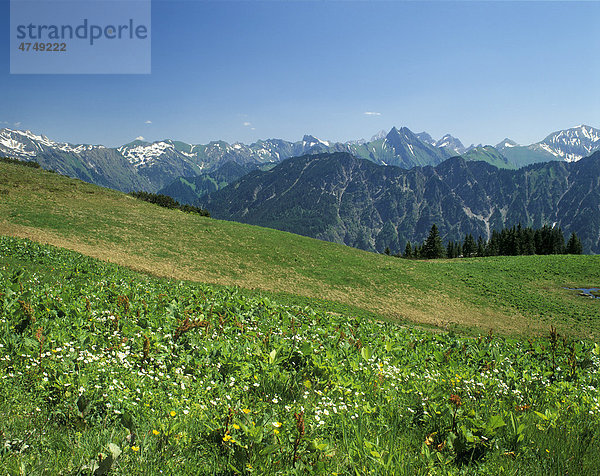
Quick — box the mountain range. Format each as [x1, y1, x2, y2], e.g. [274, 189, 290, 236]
[201, 150, 600, 254]
[1, 125, 598, 194]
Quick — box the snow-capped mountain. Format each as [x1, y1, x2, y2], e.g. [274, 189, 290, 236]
[0, 127, 347, 192]
[0, 128, 104, 158]
[0, 128, 153, 191]
[118, 140, 186, 168]
[533, 125, 600, 162]
[434, 134, 466, 155]
[495, 138, 519, 150]
[415, 131, 466, 155]
[1, 125, 599, 193]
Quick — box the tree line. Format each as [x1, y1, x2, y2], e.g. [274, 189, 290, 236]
[129, 191, 210, 217]
[0, 157, 41, 168]
[386, 223, 583, 259]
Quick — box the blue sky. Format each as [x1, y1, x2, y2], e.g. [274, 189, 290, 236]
[2, 1, 599, 147]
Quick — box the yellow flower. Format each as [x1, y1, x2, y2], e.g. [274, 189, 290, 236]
[170, 411, 176, 417]
[232, 424, 240, 430]
[242, 408, 251, 414]
[152, 429, 160, 435]
[223, 434, 233, 442]
[131, 446, 140, 452]
[272, 421, 282, 428]
[273, 429, 280, 435]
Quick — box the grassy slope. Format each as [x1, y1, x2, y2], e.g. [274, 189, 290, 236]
[3, 238, 599, 475]
[1, 162, 599, 338]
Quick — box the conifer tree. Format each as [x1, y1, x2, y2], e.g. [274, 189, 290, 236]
[422, 224, 445, 259]
[522, 227, 536, 255]
[447, 241, 456, 259]
[486, 230, 500, 256]
[477, 236, 485, 256]
[463, 233, 476, 258]
[566, 232, 583, 254]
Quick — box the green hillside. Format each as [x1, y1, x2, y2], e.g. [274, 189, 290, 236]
[2, 161, 600, 474]
[500, 145, 557, 167]
[1, 161, 599, 338]
[462, 146, 516, 169]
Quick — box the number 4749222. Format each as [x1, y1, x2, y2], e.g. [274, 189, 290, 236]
[18, 42, 67, 52]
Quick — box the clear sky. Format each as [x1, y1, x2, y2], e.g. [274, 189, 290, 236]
[1, 1, 599, 148]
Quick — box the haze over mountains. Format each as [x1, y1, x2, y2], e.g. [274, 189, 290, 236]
[1, 125, 598, 193]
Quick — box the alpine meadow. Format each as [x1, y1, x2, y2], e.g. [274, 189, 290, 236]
[1, 155, 600, 474]
[2, 0, 600, 474]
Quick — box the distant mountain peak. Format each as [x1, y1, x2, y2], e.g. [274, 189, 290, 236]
[370, 129, 388, 142]
[495, 138, 519, 149]
[536, 125, 600, 162]
[302, 134, 330, 147]
[385, 126, 411, 143]
[385, 126, 418, 142]
[1, 124, 599, 196]
[398, 126, 416, 137]
[415, 131, 435, 145]
[435, 134, 465, 154]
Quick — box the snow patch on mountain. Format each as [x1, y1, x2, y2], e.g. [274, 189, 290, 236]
[118, 141, 176, 167]
[435, 134, 465, 154]
[496, 138, 519, 149]
[0, 134, 37, 157]
[302, 135, 330, 148]
[0, 128, 103, 158]
[536, 125, 600, 162]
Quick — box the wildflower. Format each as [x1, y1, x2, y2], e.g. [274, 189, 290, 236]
[425, 432, 437, 446]
[170, 411, 176, 417]
[274, 429, 280, 435]
[223, 434, 233, 442]
[152, 429, 160, 435]
[232, 424, 240, 430]
[449, 394, 462, 407]
[242, 408, 251, 414]
[131, 446, 140, 452]
[272, 421, 282, 428]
